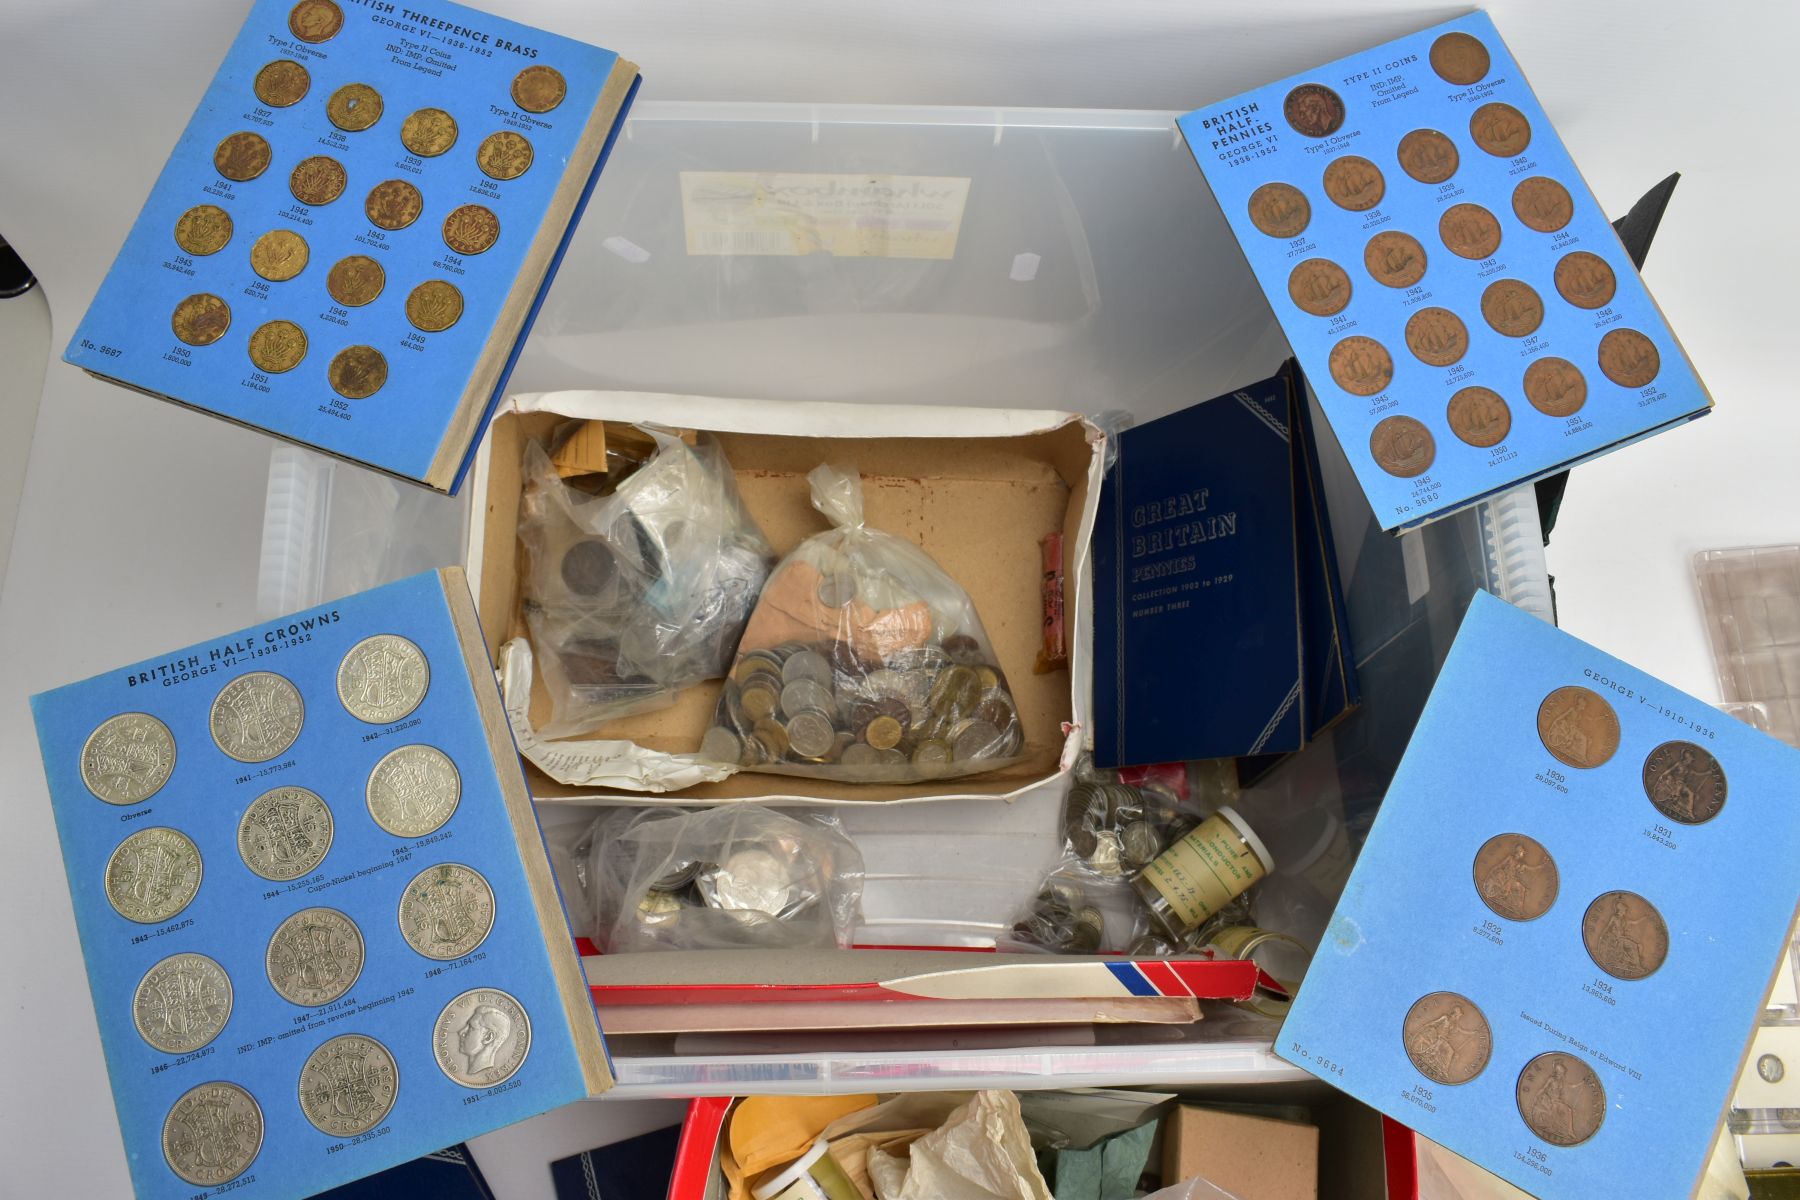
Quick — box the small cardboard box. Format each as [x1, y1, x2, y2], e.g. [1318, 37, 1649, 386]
[1162, 1104, 1320, 1200]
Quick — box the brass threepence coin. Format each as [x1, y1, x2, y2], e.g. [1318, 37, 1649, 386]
[399, 863, 495, 960]
[1403, 991, 1492, 1085]
[247, 320, 308, 373]
[329, 345, 388, 399]
[162, 1082, 263, 1187]
[1397, 129, 1459, 184]
[1404, 306, 1469, 367]
[171, 293, 231, 347]
[237, 785, 333, 881]
[299, 1034, 398, 1136]
[133, 952, 232, 1055]
[249, 228, 309, 281]
[1517, 1053, 1605, 1146]
[366, 744, 461, 837]
[1481, 278, 1543, 337]
[400, 106, 458, 156]
[1537, 684, 1620, 768]
[511, 65, 567, 113]
[405, 280, 464, 332]
[1328, 335, 1394, 396]
[1322, 155, 1385, 212]
[1555, 250, 1617, 310]
[1365, 231, 1427, 288]
[1599, 328, 1661, 388]
[1470, 102, 1531, 157]
[364, 179, 422, 230]
[214, 131, 271, 181]
[1473, 832, 1558, 920]
[1643, 740, 1727, 824]
[174, 204, 233, 255]
[80, 712, 176, 805]
[1439, 202, 1501, 260]
[477, 130, 534, 180]
[253, 59, 310, 107]
[1247, 181, 1310, 238]
[288, 0, 343, 42]
[1283, 83, 1344, 137]
[1446, 386, 1511, 447]
[1369, 415, 1435, 478]
[442, 204, 500, 255]
[210, 671, 305, 762]
[1524, 357, 1588, 417]
[105, 827, 202, 924]
[289, 155, 347, 206]
[326, 255, 384, 306]
[1513, 176, 1574, 233]
[1583, 890, 1669, 980]
[266, 906, 364, 1006]
[1430, 31, 1490, 85]
[1287, 258, 1352, 316]
[338, 633, 429, 724]
[434, 987, 531, 1087]
[328, 83, 383, 132]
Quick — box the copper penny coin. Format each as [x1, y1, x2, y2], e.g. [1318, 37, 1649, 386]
[1439, 202, 1501, 260]
[213, 132, 271, 182]
[1247, 182, 1310, 238]
[1598, 328, 1661, 388]
[1328, 336, 1394, 396]
[400, 107, 458, 157]
[288, 0, 343, 42]
[247, 320, 308, 373]
[1369, 415, 1435, 478]
[1403, 992, 1492, 1085]
[1430, 32, 1490, 85]
[1642, 740, 1727, 824]
[511, 65, 568, 113]
[1446, 386, 1511, 447]
[1365, 231, 1427, 288]
[253, 59, 310, 107]
[1481, 279, 1543, 337]
[1322, 155, 1385, 212]
[249, 229, 308, 282]
[1582, 890, 1669, 980]
[405, 280, 464, 333]
[477, 131, 534, 181]
[1287, 258, 1352, 317]
[1536, 685, 1620, 768]
[1397, 129, 1459, 184]
[364, 179, 423, 231]
[1517, 1053, 1606, 1146]
[289, 156, 346, 207]
[1513, 177, 1574, 234]
[1554, 250, 1617, 310]
[328, 83, 383, 132]
[329, 346, 387, 399]
[173, 205, 232, 256]
[1283, 83, 1345, 138]
[443, 205, 500, 255]
[1470, 102, 1531, 157]
[1472, 832, 1557, 921]
[326, 255, 384, 307]
[171, 294, 231, 347]
[1524, 357, 1588, 417]
[1405, 307, 1469, 367]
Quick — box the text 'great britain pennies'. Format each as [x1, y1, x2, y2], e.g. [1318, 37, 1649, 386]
[1537, 684, 1619, 768]
[365, 179, 422, 231]
[1284, 84, 1344, 138]
[1517, 1052, 1605, 1146]
[1473, 832, 1558, 921]
[328, 82, 383, 132]
[1430, 31, 1490, 85]
[1323, 155, 1385, 212]
[443, 205, 500, 255]
[210, 670, 304, 762]
[1643, 740, 1727, 824]
[1404, 306, 1469, 368]
[406, 280, 464, 332]
[434, 987, 531, 1086]
[399, 862, 495, 960]
[1329, 335, 1394, 396]
[1288, 259, 1352, 316]
[133, 952, 232, 1055]
[511, 65, 567, 113]
[250, 228, 309, 282]
[289, 155, 347, 207]
[1524, 356, 1587, 417]
[1403, 991, 1492, 1085]
[1599, 328, 1661, 388]
[1365, 231, 1427, 288]
[1397, 129, 1459, 185]
[162, 1082, 263, 1187]
[266, 906, 363, 1006]
[1369, 415, 1435, 478]
[326, 255, 384, 306]
[299, 1034, 398, 1136]
[1481, 278, 1544, 337]
[1555, 250, 1617, 310]
[214, 131, 271, 181]
[172, 294, 231, 346]
[337, 633, 429, 724]
[81, 712, 176, 805]
[237, 785, 332, 881]
[1582, 890, 1669, 980]
[1513, 176, 1574, 233]
[477, 131, 534, 181]
[288, 0, 343, 42]
[174, 204, 233, 256]
[1446, 386, 1511, 447]
[247, 320, 308, 373]
[1470, 102, 1531, 157]
[106, 826, 203, 924]
[366, 744, 461, 837]
[1439, 202, 1502, 260]
[1247, 182, 1310, 238]
[400, 107, 458, 156]
[329, 345, 388, 399]
[254, 59, 310, 107]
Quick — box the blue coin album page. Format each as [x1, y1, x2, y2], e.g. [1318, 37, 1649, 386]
[1277, 591, 1800, 1199]
[29, 568, 610, 1200]
[1178, 12, 1711, 532]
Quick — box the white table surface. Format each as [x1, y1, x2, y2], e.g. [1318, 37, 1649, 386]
[3, 1, 1797, 1196]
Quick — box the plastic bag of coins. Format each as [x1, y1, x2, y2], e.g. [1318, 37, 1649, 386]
[1177, 12, 1711, 532]
[64, 0, 639, 492]
[517, 429, 774, 737]
[1274, 592, 1800, 1198]
[699, 463, 1028, 784]
[28, 569, 615, 1200]
[582, 805, 864, 954]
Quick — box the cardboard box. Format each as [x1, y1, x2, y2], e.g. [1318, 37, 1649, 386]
[1162, 1104, 1319, 1200]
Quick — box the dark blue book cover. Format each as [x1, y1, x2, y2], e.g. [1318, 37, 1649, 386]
[317, 1143, 494, 1199]
[550, 1125, 682, 1200]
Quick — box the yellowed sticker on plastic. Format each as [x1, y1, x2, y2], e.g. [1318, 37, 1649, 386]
[679, 172, 971, 260]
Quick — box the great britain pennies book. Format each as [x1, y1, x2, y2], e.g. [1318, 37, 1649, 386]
[1277, 591, 1800, 1199]
[1090, 361, 1357, 769]
[29, 568, 611, 1200]
[1177, 12, 1710, 532]
[64, 0, 639, 493]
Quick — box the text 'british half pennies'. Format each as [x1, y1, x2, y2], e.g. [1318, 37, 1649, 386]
[1524, 356, 1588, 417]
[1517, 1052, 1605, 1146]
[288, 0, 343, 42]
[366, 744, 461, 837]
[1365, 231, 1427, 289]
[106, 827, 203, 924]
[400, 107, 458, 156]
[1405, 307, 1469, 367]
[1403, 991, 1492, 1085]
[1439, 203, 1502, 260]
[133, 952, 232, 1055]
[1513, 176, 1574, 233]
[1599, 328, 1662, 388]
[210, 671, 304, 762]
[81, 711, 176, 805]
[299, 1034, 398, 1136]
[1555, 251, 1617, 310]
[174, 205, 233, 256]
[1397, 129, 1459, 184]
[477, 131, 534, 181]
[511, 65, 567, 113]
[399, 863, 495, 960]
[1283, 83, 1344, 138]
[1288, 259, 1352, 316]
[406, 280, 464, 332]
[365, 179, 423, 231]
[1583, 890, 1670, 980]
[237, 785, 333, 881]
[213, 132, 270, 182]
[247, 320, 308, 373]
[434, 987, 531, 1087]
[1247, 182, 1310, 238]
[1430, 31, 1491, 85]
[329, 346, 388, 399]
[443, 204, 500, 255]
[253, 59, 310, 107]
[162, 1081, 263, 1187]
[171, 294, 231, 347]
[1482, 278, 1544, 338]
[337, 633, 429, 724]
[1329, 335, 1394, 396]
[1323, 155, 1385, 212]
[1643, 740, 1727, 824]
[1473, 832, 1558, 921]
[266, 906, 364, 1006]
[1446, 386, 1511, 448]
[327, 255, 384, 306]
[327, 82, 383, 132]
[250, 229, 309, 282]
[1536, 685, 1619, 768]
[1369, 415, 1435, 479]
[290, 155, 347, 207]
